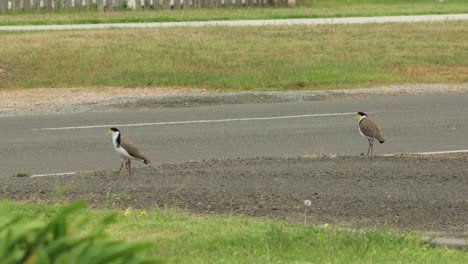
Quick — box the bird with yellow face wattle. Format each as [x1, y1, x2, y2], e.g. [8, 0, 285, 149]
[107, 127, 150, 178]
[355, 112, 385, 156]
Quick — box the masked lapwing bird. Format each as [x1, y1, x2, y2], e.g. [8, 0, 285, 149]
[355, 112, 385, 156]
[107, 127, 150, 178]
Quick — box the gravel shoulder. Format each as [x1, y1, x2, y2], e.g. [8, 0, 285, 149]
[1, 83, 467, 116]
[2, 155, 467, 239]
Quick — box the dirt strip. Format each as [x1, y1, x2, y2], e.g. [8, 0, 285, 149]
[2, 155, 467, 239]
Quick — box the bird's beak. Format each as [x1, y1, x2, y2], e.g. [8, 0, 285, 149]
[354, 114, 360, 120]
[107, 130, 112, 135]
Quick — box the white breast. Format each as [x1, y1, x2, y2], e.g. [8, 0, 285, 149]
[112, 133, 132, 159]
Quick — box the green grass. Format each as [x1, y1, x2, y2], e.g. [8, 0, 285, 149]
[1, 22, 467, 91]
[0, 0, 467, 26]
[0, 201, 154, 263]
[14, 172, 31, 177]
[0, 200, 466, 263]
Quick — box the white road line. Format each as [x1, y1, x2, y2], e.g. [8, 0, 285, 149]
[31, 172, 78, 178]
[411, 149, 468, 155]
[33, 112, 356, 131]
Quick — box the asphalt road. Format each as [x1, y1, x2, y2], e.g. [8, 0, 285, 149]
[1, 93, 468, 177]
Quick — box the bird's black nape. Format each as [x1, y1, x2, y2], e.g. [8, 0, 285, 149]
[110, 127, 120, 132]
[357, 112, 367, 116]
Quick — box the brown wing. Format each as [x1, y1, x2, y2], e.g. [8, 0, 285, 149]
[359, 117, 385, 143]
[120, 136, 151, 164]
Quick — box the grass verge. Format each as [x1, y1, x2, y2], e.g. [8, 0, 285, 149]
[0, 0, 467, 26]
[1, 200, 467, 263]
[1, 22, 467, 91]
[0, 201, 154, 263]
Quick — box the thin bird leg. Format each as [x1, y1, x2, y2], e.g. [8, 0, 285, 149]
[117, 159, 124, 176]
[128, 159, 132, 178]
[367, 139, 372, 156]
[370, 139, 374, 156]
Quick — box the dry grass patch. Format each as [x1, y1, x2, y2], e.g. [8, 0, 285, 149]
[0, 22, 467, 91]
[390, 65, 468, 82]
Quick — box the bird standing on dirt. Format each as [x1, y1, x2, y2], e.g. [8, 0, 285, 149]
[107, 127, 151, 178]
[355, 112, 385, 156]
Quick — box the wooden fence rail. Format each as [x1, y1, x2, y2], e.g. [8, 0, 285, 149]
[0, 0, 294, 13]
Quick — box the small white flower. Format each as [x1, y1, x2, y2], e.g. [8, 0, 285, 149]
[304, 199, 312, 207]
